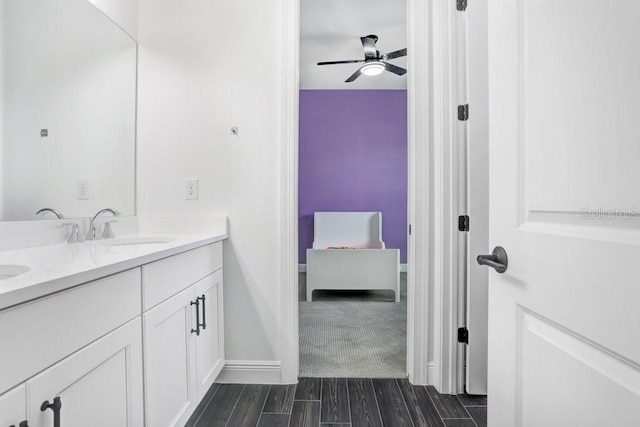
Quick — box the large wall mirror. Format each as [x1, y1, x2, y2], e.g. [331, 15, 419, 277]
[0, 0, 136, 221]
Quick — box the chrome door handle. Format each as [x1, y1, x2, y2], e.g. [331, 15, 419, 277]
[477, 246, 508, 273]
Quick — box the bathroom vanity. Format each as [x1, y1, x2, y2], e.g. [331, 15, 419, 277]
[0, 218, 227, 427]
[0, 1, 228, 425]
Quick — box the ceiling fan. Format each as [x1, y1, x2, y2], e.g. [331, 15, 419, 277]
[317, 34, 407, 83]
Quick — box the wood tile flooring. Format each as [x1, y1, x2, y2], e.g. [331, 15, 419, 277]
[186, 378, 487, 427]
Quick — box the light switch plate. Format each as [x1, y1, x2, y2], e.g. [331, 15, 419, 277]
[185, 179, 198, 200]
[77, 180, 90, 200]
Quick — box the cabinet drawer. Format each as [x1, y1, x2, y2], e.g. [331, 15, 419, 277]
[0, 268, 141, 395]
[142, 242, 222, 311]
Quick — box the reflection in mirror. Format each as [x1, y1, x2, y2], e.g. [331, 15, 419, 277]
[0, 0, 136, 221]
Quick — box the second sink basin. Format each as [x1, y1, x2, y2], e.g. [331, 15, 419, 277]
[98, 237, 176, 247]
[0, 264, 31, 281]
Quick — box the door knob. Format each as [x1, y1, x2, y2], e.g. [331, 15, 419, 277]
[477, 246, 508, 273]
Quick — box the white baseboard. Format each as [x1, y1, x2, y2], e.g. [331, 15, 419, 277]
[300, 263, 407, 273]
[216, 360, 282, 384]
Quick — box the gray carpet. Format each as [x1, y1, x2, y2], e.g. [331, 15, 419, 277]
[298, 272, 407, 378]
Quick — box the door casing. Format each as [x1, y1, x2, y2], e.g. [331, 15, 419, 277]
[279, 0, 465, 392]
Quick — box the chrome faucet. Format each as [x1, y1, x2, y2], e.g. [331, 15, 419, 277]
[86, 208, 120, 241]
[63, 222, 82, 244]
[36, 208, 64, 219]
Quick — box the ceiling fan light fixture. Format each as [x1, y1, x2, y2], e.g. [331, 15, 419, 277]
[361, 61, 385, 76]
[317, 36, 407, 82]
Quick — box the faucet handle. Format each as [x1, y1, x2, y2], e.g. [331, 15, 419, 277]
[62, 223, 82, 244]
[101, 220, 119, 240]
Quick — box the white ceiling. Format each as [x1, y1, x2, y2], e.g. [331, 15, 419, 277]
[300, 0, 407, 90]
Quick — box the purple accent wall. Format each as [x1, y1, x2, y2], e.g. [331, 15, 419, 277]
[298, 90, 408, 263]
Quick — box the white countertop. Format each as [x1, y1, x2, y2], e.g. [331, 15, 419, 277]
[0, 231, 227, 311]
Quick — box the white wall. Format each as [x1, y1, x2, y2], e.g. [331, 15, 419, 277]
[137, 0, 283, 365]
[0, 1, 4, 221]
[88, 0, 138, 39]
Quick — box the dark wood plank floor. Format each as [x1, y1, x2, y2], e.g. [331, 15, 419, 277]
[186, 378, 487, 427]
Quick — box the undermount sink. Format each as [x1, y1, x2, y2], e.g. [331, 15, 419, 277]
[98, 237, 176, 247]
[0, 264, 30, 281]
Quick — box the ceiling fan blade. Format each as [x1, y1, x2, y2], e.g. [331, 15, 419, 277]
[317, 60, 364, 66]
[383, 48, 407, 61]
[345, 67, 363, 83]
[360, 36, 378, 59]
[384, 62, 407, 76]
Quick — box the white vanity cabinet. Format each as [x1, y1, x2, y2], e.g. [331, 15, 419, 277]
[0, 268, 144, 427]
[142, 243, 224, 427]
[0, 238, 226, 427]
[0, 385, 27, 427]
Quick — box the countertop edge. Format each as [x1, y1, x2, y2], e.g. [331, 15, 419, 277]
[0, 233, 228, 311]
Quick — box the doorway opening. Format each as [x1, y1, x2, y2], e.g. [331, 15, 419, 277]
[297, 0, 409, 379]
[280, 0, 470, 391]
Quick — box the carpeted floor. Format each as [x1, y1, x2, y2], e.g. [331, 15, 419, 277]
[298, 272, 407, 378]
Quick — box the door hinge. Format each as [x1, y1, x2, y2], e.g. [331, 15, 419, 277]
[458, 215, 469, 232]
[457, 0, 467, 12]
[458, 327, 469, 344]
[409, 224, 412, 235]
[458, 104, 469, 121]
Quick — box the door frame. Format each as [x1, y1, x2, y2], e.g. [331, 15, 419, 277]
[279, 0, 462, 392]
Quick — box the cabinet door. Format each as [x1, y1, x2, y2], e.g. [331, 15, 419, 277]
[0, 384, 27, 427]
[27, 318, 143, 427]
[143, 286, 197, 427]
[194, 270, 225, 399]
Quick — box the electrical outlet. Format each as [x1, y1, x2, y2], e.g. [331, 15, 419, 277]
[77, 180, 90, 200]
[185, 179, 198, 200]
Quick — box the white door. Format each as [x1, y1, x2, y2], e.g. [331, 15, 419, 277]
[194, 270, 225, 399]
[0, 384, 27, 427]
[27, 318, 144, 427]
[143, 286, 198, 427]
[487, 1, 640, 426]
